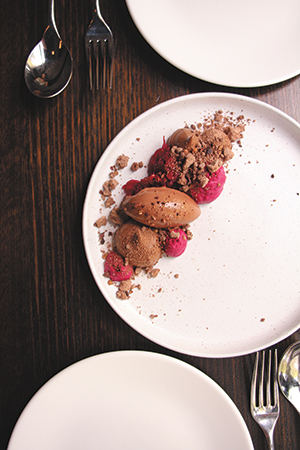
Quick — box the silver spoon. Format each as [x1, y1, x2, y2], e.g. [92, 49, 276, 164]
[24, 0, 73, 98]
[278, 341, 300, 414]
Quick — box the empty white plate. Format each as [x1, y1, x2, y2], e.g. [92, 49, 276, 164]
[7, 351, 254, 450]
[126, 0, 300, 87]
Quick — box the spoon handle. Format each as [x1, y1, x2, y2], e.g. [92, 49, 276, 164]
[48, 0, 59, 36]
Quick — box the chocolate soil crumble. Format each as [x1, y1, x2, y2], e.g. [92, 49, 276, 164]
[94, 110, 248, 300]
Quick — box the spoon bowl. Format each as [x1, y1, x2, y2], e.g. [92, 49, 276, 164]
[24, 0, 73, 98]
[278, 341, 300, 414]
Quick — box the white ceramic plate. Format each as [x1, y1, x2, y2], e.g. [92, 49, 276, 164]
[126, 0, 300, 87]
[83, 93, 300, 358]
[7, 351, 254, 450]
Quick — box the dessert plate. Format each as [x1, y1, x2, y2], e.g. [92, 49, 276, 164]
[126, 0, 300, 87]
[7, 351, 254, 450]
[83, 92, 300, 357]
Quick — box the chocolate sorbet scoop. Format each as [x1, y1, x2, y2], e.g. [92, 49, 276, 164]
[115, 221, 162, 267]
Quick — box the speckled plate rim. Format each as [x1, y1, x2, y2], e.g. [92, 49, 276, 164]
[83, 92, 300, 358]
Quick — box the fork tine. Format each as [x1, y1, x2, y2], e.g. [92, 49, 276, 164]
[266, 349, 272, 406]
[101, 38, 114, 90]
[258, 350, 265, 406]
[101, 39, 107, 90]
[95, 41, 100, 90]
[266, 349, 279, 406]
[87, 42, 93, 90]
[273, 349, 279, 405]
[108, 39, 114, 89]
[270, 348, 279, 406]
[251, 351, 259, 407]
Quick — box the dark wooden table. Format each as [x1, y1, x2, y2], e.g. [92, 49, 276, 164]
[1, 0, 300, 448]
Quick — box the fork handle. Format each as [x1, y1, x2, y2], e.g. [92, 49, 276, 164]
[94, 0, 104, 20]
[264, 429, 275, 450]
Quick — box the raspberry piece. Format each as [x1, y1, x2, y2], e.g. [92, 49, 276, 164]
[122, 139, 180, 196]
[148, 139, 179, 186]
[189, 166, 226, 204]
[104, 251, 133, 281]
[164, 229, 188, 257]
[122, 174, 165, 196]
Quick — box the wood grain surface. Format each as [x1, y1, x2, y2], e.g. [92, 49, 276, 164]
[1, 0, 300, 449]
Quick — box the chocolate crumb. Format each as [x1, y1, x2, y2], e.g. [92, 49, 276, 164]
[108, 206, 128, 226]
[149, 268, 160, 278]
[101, 180, 111, 197]
[116, 290, 129, 300]
[135, 267, 142, 276]
[116, 154, 129, 169]
[131, 161, 144, 171]
[108, 178, 119, 190]
[169, 230, 180, 239]
[98, 231, 105, 245]
[93, 216, 107, 228]
[105, 196, 115, 208]
[119, 279, 132, 292]
[109, 206, 127, 226]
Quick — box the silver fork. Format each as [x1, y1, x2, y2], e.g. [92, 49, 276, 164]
[250, 349, 280, 450]
[85, 0, 114, 90]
